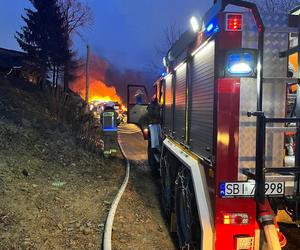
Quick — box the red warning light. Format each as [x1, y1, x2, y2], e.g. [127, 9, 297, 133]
[226, 14, 243, 31]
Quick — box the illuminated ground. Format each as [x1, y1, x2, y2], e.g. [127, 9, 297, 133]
[112, 123, 176, 249]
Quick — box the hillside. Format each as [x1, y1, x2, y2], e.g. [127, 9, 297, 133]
[0, 78, 125, 249]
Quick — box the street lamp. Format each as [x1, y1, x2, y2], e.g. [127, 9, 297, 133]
[85, 44, 90, 103]
[76, 34, 90, 103]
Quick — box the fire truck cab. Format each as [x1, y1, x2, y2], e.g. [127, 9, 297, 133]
[127, 1, 300, 249]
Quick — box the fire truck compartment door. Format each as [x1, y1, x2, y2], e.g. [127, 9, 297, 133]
[127, 85, 149, 130]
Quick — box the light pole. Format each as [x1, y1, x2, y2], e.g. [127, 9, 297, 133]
[85, 44, 90, 103]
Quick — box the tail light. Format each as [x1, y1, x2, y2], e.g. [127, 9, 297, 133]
[222, 213, 249, 225]
[143, 128, 149, 140]
[226, 13, 243, 31]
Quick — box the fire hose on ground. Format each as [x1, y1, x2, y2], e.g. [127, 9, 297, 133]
[102, 139, 130, 250]
[258, 201, 287, 250]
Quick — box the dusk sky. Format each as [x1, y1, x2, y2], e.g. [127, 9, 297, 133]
[0, 0, 212, 72]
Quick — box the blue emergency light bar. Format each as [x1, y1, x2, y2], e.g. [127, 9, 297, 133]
[205, 19, 219, 36]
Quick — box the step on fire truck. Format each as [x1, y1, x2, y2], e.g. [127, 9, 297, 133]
[127, 1, 300, 249]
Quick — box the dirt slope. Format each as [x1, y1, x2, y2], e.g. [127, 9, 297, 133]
[0, 79, 125, 249]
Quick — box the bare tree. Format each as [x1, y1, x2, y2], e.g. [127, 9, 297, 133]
[57, 0, 93, 91]
[149, 22, 182, 74]
[164, 23, 182, 50]
[58, 0, 93, 36]
[155, 22, 182, 58]
[252, 0, 300, 14]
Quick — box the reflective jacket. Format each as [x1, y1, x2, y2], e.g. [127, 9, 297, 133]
[100, 107, 118, 132]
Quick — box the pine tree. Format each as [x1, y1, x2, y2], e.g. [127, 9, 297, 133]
[16, 0, 68, 87]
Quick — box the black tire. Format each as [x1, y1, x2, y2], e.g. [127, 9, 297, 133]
[161, 151, 173, 217]
[147, 135, 159, 172]
[175, 166, 201, 249]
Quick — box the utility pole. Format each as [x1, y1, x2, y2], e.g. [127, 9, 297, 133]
[85, 44, 90, 102]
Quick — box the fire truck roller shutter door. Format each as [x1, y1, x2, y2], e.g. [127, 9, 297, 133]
[174, 62, 187, 143]
[164, 74, 173, 136]
[189, 41, 215, 160]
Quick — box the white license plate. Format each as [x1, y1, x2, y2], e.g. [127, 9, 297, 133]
[220, 181, 285, 198]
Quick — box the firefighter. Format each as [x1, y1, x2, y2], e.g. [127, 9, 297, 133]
[100, 101, 119, 158]
[135, 89, 144, 105]
[147, 97, 161, 149]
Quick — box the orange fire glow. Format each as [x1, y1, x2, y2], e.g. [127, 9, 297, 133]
[70, 54, 122, 104]
[71, 77, 122, 103]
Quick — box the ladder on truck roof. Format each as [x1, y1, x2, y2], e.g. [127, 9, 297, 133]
[242, 6, 300, 222]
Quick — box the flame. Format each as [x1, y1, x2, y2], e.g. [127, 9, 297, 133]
[71, 77, 122, 104]
[70, 54, 122, 104]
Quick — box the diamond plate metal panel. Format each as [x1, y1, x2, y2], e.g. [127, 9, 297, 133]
[263, 14, 289, 78]
[242, 11, 258, 49]
[242, 12, 289, 78]
[239, 12, 289, 180]
[239, 79, 286, 180]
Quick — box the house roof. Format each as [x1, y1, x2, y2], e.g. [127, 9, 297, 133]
[0, 48, 26, 69]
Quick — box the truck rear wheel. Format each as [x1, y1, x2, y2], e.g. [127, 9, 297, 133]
[175, 166, 200, 249]
[161, 151, 178, 218]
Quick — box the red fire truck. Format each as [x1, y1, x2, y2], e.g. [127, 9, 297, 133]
[127, 1, 300, 249]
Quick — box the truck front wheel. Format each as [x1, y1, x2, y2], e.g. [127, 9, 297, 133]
[161, 151, 173, 218]
[147, 135, 159, 172]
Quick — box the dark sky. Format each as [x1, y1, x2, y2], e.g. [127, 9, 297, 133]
[0, 0, 212, 72]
